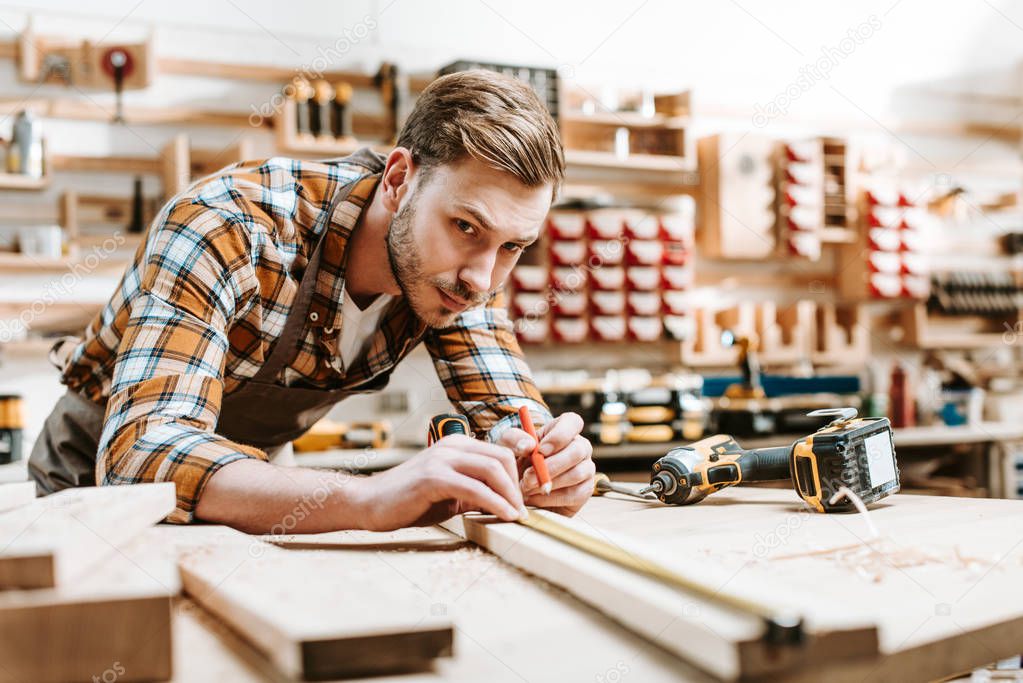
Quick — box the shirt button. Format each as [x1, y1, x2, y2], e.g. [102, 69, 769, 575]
[309, 311, 319, 322]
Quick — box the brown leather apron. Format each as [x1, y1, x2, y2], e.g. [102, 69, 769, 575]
[29, 161, 386, 494]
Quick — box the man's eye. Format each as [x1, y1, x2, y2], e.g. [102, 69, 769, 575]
[502, 242, 524, 253]
[455, 219, 476, 235]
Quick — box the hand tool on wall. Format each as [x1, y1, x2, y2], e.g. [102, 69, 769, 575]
[641, 408, 900, 512]
[722, 330, 764, 400]
[100, 47, 133, 123]
[311, 79, 334, 139]
[290, 78, 313, 137]
[376, 62, 409, 143]
[332, 82, 354, 139]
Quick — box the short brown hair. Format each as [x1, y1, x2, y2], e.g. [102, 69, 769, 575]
[397, 70, 565, 193]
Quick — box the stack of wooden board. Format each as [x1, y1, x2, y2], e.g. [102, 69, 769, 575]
[0, 481, 460, 682]
[179, 538, 454, 680]
[444, 487, 1023, 681]
[0, 483, 176, 683]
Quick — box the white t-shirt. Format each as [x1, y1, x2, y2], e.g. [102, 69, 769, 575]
[337, 288, 393, 370]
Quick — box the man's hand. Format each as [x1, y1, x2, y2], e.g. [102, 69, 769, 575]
[357, 435, 527, 530]
[498, 411, 595, 516]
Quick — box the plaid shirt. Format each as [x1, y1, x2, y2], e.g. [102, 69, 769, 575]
[61, 149, 550, 523]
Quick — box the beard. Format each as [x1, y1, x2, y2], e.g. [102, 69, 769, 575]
[386, 196, 489, 328]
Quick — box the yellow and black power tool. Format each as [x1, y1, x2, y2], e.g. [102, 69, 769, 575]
[640, 408, 900, 512]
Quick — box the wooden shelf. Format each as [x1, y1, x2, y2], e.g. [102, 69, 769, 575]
[562, 111, 689, 130]
[0, 172, 49, 190]
[819, 227, 857, 243]
[902, 302, 1019, 349]
[277, 135, 365, 158]
[0, 251, 76, 270]
[564, 149, 691, 173]
[274, 99, 391, 158]
[51, 154, 162, 176]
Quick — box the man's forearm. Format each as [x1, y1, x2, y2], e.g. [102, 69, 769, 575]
[194, 458, 371, 534]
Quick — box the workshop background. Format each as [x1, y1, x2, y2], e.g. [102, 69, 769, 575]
[1, 0, 1022, 497]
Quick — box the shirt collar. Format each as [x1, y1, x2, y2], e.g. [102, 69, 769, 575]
[307, 172, 381, 333]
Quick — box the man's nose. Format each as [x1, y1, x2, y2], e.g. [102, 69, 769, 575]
[458, 250, 498, 298]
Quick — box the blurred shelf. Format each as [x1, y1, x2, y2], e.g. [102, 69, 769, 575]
[819, 227, 857, 244]
[564, 149, 693, 174]
[562, 111, 689, 129]
[591, 422, 1023, 459]
[0, 251, 76, 270]
[0, 172, 48, 190]
[51, 154, 162, 176]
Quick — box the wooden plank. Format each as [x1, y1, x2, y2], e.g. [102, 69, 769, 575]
[175, 539, 713, 683]
[156, 57, 434, 91]
[179, 543, 454, 679]
[51, 153, 164, 176]
[171, 599, 273, 682]
[0, 525, 245, 683]
[0, 97, 258, 129]
[161, 133, 191, 199]
[0, 483, 175, 589]
[0, 481, 34, 513]
[563, 488, 1023, 682]
[442, 510, 877, 681]
[0, 171, 49, 190]
[263, 525, 466, 551]
[0, 529, 183, 683]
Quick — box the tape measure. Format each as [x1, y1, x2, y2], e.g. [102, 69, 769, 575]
[427, 413, 472, 446]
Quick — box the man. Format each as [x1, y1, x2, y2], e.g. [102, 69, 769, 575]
[29, 70, 595, 532]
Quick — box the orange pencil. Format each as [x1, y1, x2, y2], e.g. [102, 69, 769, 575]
[518, 405, 552, 495]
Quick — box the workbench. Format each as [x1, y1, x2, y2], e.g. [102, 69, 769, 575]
[3, 451, 1022, 681]
[20, 487, 1014, 682]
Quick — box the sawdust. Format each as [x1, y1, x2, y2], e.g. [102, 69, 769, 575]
[758, 488, 998, 583]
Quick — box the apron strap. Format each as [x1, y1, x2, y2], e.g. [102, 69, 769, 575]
[250, 174, 367, 383]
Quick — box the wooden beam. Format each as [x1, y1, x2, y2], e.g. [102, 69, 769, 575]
[0, 482, 34, 513]
[51, 153, 163, 176]
[179, 544, 454, 679]
[552, 488, 1023, 683]
[161, 133, 190, 199]
[0, 525, 246, 683]
[441, 509, 878, 681]
[0, 580, 171, 683]
[157, 56, 434, 91]
[263, 526, 465, 551]
[158, 56, 376, 88]
[0, 483, 175, 590]
[0, 97, 259, 129]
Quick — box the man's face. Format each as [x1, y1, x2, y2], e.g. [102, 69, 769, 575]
[386, 156, 552, 328]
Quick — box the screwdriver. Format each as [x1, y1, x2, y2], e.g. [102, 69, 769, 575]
[592, 473, 657, 501]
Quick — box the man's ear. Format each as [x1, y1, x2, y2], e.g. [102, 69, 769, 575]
[380, 147, 415, 213]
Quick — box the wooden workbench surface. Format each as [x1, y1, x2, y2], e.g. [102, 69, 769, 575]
[566, 487, 1023, 681]
[160, 486, 1023, 682]
[2, 463, 1019, 681]
[164, 526, 710, 683]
